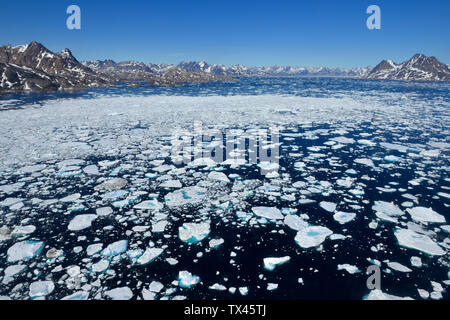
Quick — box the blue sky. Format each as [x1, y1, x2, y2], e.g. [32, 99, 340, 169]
[0, 0, 449, 67]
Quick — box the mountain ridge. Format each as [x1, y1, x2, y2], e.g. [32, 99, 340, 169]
[367, 54, 450, 81]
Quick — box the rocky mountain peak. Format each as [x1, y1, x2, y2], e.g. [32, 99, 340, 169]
[367, 54, 449, 81]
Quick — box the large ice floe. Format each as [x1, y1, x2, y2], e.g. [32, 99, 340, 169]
[294, 226, 333, 248]
[394, 229, 445, 256]
[0, 78, 449, 300]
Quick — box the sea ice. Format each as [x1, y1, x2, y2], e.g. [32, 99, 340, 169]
[178, 222, 210, 244]
[208, 171, 230, 183]
[133, 199, 163, 211]
[29, 281, 55, 298]
[364, 289, 413, 300]
[372, 201, 404, 216]
[2, 264, 27, 284]
[406, 207, 446, 224]
[294, 226, 333, 248]
[387, 261, 412, 273]
[91, 259, 110, 273]
[284, 215, 308, 231]
[251, 207, 283, 220]
[101, 240, 128, 257]
[164, 186, 207, 208]
[267, 283, 278, 291]
[68, 214, 97, 231]
[104, 287, 133, 300]
[333, 212, 356, 224]
[410, 256, 422, 268]
[263, 256, 291, 271]
[7, 240, 45, 263]
[178, 271, 200, 288]
[62, 291, 90, 300]
[319, 201, 336, 213]
[394, 228, 445, 256]
[209, 238, 224, 249]
[94, 178, 128, 191]
[337, 264, 360, 274]
[136, 248, 164, 265]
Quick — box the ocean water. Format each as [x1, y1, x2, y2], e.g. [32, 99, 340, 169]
[0, 77, 449, 300]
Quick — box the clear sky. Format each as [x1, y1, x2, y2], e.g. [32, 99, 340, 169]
[1, 0, 449, 67]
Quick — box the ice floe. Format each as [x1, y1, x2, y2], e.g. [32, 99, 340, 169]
[394, 228, 445, 256]
[294, 226, 333, 248]
[178, 271, 200, 288]
[406, 207, 446, 224]
[179, 222, 210, 244]
[263, 256, 291, 271]
[7, 240, 45, 263]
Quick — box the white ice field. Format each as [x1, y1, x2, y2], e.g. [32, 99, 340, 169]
[0, 88, 449, 300]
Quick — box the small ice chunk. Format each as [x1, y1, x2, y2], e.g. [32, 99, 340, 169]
[386, 261, 412, 273]
[267, 283, 278, 291]
[372, 201, 404, 216]
[417, 289, 429, 299]
[333, 212, 356, 224]
[68, 214, 98, 231]
[295, 226, 333, 248]
[29, 281, 55, 298]
[251, 207, 283, 220]
[62, 291, 90, 300]
[284, 215, 308, 231]
[354, 158, 375, 167]
[263, 256, 291, 271]
[83, 165, 99, 175]
[319, 201, 337, 213]
[104, 287, 133, 300]
[136, 248, 164, 265]
[178, 222, 210, 244]
[165, 186, 207, 208]
[209, 238, 225, 249]
[87, 243, 103, 256]
[134, 199, 163, 211]
[101, 240, 128, 257]
[160, 180, 182, 188]
[337, 264, 361, 274]
[238, 287, 249, 296]
[11, 225, 36, 236]
[364, 289, 413, 300]
[148, 281, 164, 293]
[410, 256, 422, 268]
[96, 207, 113, 216]
[94, 178, 128, 191]
[208, 171, 230, 183]
[91, 259, 110, 273]
[178, 271, 200, 288]
[209, 283, 227, 291]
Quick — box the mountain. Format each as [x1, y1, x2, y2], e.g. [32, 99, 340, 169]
[0, 42, 111, 92]
[176, 61, 372, 78]
[367, 54, 450, 81]
[81, 60, 234, 84]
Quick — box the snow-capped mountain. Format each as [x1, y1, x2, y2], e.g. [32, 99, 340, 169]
[367, 54, 450, 81]
[177, 61, 372, 78]
[0, 42, 110, 92]
[82, 60, 234, 84]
